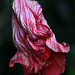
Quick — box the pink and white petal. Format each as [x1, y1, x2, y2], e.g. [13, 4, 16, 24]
[26, 0, 42, 18]
[13, 0, 51, 39]
[26, 0, 50, 28]
[9, 51, 30, 68]
[41, 52, 66, 75]
[46, 33, 70, 53]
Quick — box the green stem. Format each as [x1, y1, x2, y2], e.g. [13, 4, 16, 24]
[11, 0, 14, 6]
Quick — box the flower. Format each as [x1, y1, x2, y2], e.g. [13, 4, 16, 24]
[9, 0, 70, 75]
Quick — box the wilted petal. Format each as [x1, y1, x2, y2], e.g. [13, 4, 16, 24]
[11, 8, 51, 73]
[24, 71, 41, 75]
[46, 33, 70, 53]
[9, 0, 70, 75]
[13, 0, 51, 40]
[9, 51, 29, 68]
[41, 52, 66, 75]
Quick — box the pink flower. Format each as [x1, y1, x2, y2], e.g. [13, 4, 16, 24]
[9, 0, 70, 75]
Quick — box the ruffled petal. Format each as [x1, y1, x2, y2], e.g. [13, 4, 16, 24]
[12, 10, 50, 73]
[41, 52, 66, 75]
[10, 0, 70, 75]
[9, 51, 29, 68]
[12, 0, 51, 40]
[46, 33, 70, 53]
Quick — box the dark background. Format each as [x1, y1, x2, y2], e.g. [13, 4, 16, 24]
[0, 0, 75, 75]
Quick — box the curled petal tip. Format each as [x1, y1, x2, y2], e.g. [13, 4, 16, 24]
[46, 33, 70, 53]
